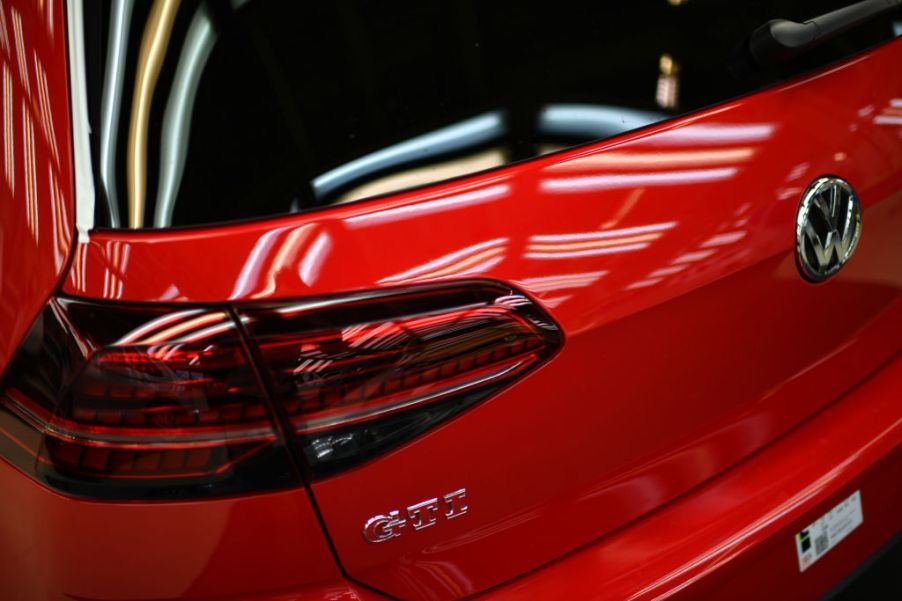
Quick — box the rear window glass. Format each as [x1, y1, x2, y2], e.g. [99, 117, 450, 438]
[81, 0, 899, 229]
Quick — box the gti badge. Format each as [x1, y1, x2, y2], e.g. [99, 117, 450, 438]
[363, 488, 468, 543]
[795, 176, 862, 282]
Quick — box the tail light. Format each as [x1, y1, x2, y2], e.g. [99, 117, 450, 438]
[0, 282, 560, 498]
[0, 300, 297, 499]
[238, 284, 562, 477]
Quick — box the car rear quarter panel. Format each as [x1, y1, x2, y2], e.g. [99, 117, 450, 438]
[0, 0, 74, 371]
[0, 4, 351, 600]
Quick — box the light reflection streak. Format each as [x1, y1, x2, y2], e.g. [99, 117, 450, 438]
[656, 54, 679, 109]
[700, 231, 746, 247]
[314, 111, 505, 200]
[22, 100, 37, 240]
[50, 300, 92, 357]
[33, 54, 58, 164]
[154, 2, 216, 227]
[345, 183, 510, 228]
[541, 167, 737, 193]
[239, 224, 316, 300]
[495, 294, 533, 310]
[270, 225, 312, 274]
[229, 228, 287, 299]
[649, 265, 687, 277]
[777, 187, 802, 201]
[299, 230, 332, 286]
[116, 309, 203, 345]
[11, 9, 29, 95]
[525, 242, 650, 260]
[98, 0, 135, 227]
[528, 233, 661, 253]
[626, 277, 664, 290]
[671, 249, 717, 264]
[530, 222, 677, 243]
[602, 188, 644, 229]
[101, 240, 130, 299]
[159, 284, 184, 301]
[345, 321, 396, 350]
[70, 244, 89, 293]
[45, 0, 54, 39]
[538, 295, 573, 309]
[140, 312, 224, 345]
[49, 163, 65, 267]
[551, 148, 755, 171]
[179, 321, 234, 344]
[0, 3, 9, 55]
[336, 148, 506, 204]
[379, 238, 508, 285]
[126, 0, 183, 228]
[518, 270, 609, 292]
[526, 222, 676, 260]
[3, 62, 12, 193]
[538, 103, 666, 139]
[785, 162, 810, 182]
[654, 123, 775, 145]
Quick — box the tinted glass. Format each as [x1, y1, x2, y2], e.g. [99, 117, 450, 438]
[82, 0, 899, 229]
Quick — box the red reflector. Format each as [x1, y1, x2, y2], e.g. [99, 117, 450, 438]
[239, 283, 562, 477]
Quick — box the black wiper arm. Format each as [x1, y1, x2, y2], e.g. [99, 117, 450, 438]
[749, 0, 901, 66]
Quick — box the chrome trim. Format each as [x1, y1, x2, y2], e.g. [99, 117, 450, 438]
[407, 498, 441, 531]
[444, 488, 469, 519]
[362, 511, 406, 543]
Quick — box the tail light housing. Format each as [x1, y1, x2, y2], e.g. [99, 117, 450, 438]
[0, 282, 561, 498]
[239, 284, 562, 477]
[0, 300, 297, 499]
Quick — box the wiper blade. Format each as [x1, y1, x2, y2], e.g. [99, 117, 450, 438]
[749, 0, 901, 66]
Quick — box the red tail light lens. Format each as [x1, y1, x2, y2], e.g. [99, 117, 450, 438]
[238, 283, 562, 477]
[0, 282, 560, 496]
[0, 300, 297, 499]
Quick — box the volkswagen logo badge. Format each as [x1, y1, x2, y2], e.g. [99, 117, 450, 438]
[795, 176, 862, 282]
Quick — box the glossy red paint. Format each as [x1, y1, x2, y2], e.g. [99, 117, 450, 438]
[0, 0, 74, 369]
[0, 462, 351, 600]
[0, 3, 357, 600]
[59, 39, 902, 599]
[477, 352, 902, 601]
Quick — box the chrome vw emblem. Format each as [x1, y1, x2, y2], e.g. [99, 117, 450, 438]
[795, 177, 862, 282]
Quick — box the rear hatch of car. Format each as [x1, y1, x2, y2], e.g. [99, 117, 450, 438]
[48, 1, 902, 600]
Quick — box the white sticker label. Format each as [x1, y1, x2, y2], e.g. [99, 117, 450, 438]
[795, 490, 863, 572]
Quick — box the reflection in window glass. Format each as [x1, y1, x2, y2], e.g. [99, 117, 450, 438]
[80, 0, 898, 229]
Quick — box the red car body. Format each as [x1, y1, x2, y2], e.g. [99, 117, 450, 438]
[0, 1, 900, 600]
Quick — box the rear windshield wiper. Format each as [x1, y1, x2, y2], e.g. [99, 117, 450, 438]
[749, 0, 901, 66]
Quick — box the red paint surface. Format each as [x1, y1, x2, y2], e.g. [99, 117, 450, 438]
[479, 352, 902, 601]
[61, 39, 902, 600]
[0, 0, 74, 370]
[0, 469, 350, 600]
[1, 3, 900, 598]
